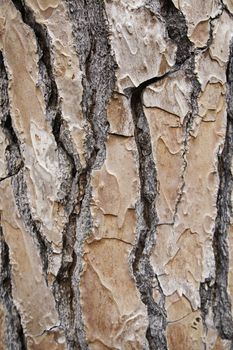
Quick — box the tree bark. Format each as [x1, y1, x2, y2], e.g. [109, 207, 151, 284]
[0, 0, 233, 349]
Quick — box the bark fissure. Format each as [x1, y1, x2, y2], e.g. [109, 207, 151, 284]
[145, 0, 202, 225]
[201, 39, 233, 341]
[0, 48, 52, 282]
[0, 0, 232, 348]
[0, 52, 23, 180]
[126, 3, 202, 346]
[58, 1, 116, 348]
[12, 171, 52, 278]
[221, 1, 233, 19]
[64, 0, 116, 167]
[54, 214, 82, 350]
[158, 0, 202, 222]
[0, 218, 27, 350]
[10, 2, 84, 347]
[130, 81, 167, 349]
[158, 0, 192, 65]
[11, 0, 59, 121]
[128, 64, 192, 348]
[10, 0, 80, 210]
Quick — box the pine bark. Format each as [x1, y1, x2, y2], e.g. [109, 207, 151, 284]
[0, 0, 233, 349]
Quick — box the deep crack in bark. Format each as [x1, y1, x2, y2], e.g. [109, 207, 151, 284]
[158, 0, 192, 65]
[10, 1, 85, 347]
[59, 0, 116, 348]
[0, 48, 51, 283]
[5, 0, 230, 347]
[127, 63, 194, 348]
[146, 0, 202, 224]
[158, 0, 201, 222]
[0, 216, 27, 350]
[126, 2, 202, 347]
[10, 0, 80, 211]
[127, 67, 190, 350]
[11, 0, 59, 121]
[129, 76, 168, 349]
[201, 39, 233, 341]
[0, 52, 23, 181]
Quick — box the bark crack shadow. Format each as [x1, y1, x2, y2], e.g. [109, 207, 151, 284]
[125, 1, 201, 346]
[0, 216, 27, 349]
[200, 39, 233, 342]
[9, 1, 85, 347]
[127, 69, 180, 350]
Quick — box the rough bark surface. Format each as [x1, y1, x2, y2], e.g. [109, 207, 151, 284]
[0, 0, 233, 349]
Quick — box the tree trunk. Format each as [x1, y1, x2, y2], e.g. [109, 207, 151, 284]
[0, 0, 233, 349]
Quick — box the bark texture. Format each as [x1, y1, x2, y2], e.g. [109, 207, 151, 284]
[0, 0, 233, 349]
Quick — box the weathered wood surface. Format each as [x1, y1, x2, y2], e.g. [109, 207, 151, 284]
[0, 0, 233, 349]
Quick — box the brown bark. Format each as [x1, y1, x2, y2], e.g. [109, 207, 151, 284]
[0, 0, 233, 349]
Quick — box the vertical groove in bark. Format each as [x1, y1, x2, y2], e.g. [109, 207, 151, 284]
[54, 215, 80, 349]
[158, 0, 192, 65]
[10, 1, 84, 347]
[12, 171, 52, 276]
[125, 69, 182, 350]
[0, 49, 51, 281]
[0, 217, 27, 350]
[130, 81, 167, 350]
[61, 1, 116, 348]
[0, 52, 23, 181]
[0, 53, 27, 349]
[158, 0, 201, 218]
[11, 0, 59, 121]
[10, 0, 81, 213]
[127, 2, 202, 347]
[201, 39, 233, 341]
[64, 0, 116, 166]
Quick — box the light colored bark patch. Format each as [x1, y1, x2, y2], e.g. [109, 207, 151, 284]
[0, 179, 66, 349]
[0, 0, 65, 254]
[81, 239, 147, 350]
[81, 135, 148, 348]
[105, 0, 176, 91]
[25, 0, 86, 167]
[176, 0, 221, 46]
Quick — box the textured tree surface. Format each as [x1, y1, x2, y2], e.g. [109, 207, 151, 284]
[0, 0, 233, 349]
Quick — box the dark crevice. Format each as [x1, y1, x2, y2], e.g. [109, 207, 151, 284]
[0, 49, 51, 283]
[212, 114, 233, 340]
[200, 39, 233, 341]
[60, 0, 116, 348]
[221, 1, 233, 19]
[0, 52, 24, 180]
[12, 171, 51, 278]
[10, 1, 84, 347]
[159, 0, 193, 65]
[129, 74, 170, 350]
[126, 2, 202, 348]
[164, 2, 201, 224]
[199, 277, 213, 336]
[64, 0, 116, 167]
[145, 0, 201, 224]
[159, 0, 221, 64]
[0, 217, 27, 350]
[11, 0, 58, 115]
[158, 0, 201, 158]
[54, 214, 81, 349]
[204, 7, 224, 51]
[10, 0, 79, 208]
[11, 0, 81, 214]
